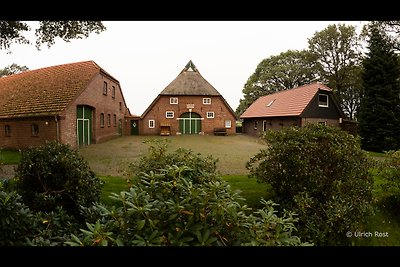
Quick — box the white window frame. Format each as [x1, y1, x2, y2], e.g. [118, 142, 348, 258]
[149, 119, 155, 128]
[318, 93, 329, 107]
[170, 97, 178, 104]
[166, 111, 174, 118]
[206, 112, 214, 118]
[225, 120, 232, 128]
[203, 98, 211, 105]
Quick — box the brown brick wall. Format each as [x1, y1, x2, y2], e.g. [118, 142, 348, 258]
[0, 116, 57, 149]
[60, 73, 128, 148]
[140, 95, 236, 135]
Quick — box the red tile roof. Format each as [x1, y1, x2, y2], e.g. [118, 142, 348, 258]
[0, 61, 103, 118]
[240, 82, 332, 118]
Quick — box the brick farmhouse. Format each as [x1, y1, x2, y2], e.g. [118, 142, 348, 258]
[138, 60, 237, 136]
[0, 61, 131, 149]
[240, 82, 346, 136]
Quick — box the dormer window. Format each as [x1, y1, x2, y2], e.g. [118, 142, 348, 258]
[318, 94, 328, 107]
[266, 99, 275, 107]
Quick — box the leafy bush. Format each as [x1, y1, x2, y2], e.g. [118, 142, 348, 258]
[68, 141, 309, 246]
[246, 124, 374, 245]
[14, 141, 103, 220]
[0, 181, 35, 245]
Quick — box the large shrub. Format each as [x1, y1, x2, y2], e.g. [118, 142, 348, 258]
[14, 141, 103, 220]
[246, 124, 374, 245]
[68, 141, 309, 246]
[0, 181, 35, 245]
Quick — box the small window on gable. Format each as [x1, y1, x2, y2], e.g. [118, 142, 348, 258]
[225, 120, 232, 128]
[166, 111, 174, 118]
[103, 81, 108, 95]
[149, 120, 155, 128]
[318, 93, 329, 107]
[170, 97, 178, 104]
[5, 125, 11, 136]
[31, 124, 39, 136]
[113, 114, 117, 127]
[100, 113, 105, 127]
[207, 112, 214, 118]
[112, 86, 116, 98]
[203, 98, 211, 105]
[119, 102, 122, 110]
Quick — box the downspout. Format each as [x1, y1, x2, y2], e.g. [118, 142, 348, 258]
[54, 115, 60, 143]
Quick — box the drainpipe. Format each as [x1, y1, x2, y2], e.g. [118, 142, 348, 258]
[54, 115, 60, 143]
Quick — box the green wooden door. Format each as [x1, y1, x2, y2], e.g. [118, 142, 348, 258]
[77, 105, 92, 146]
[179, 112, 201, 134]
[130, 120, 139, 135]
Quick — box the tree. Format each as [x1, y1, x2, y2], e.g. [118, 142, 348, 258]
[0, 21, 106, 52]
[358, 25, 400, 152]
[308, 23, 364, 120]
[236, 49, 319, 116]
[361, 21, 400, 52]
[0, 63, 29, 77]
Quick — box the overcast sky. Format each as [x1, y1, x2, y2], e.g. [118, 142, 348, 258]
[1, 21, 366, 115]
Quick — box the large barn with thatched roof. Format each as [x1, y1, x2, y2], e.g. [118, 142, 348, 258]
[139, 60, 237, 136]
[0, 60, 131, 149]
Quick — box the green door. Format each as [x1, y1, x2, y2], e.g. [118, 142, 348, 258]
[130, 120, 139, 135]
[179, 112, 201, 134]
[77, 105, 92, 146]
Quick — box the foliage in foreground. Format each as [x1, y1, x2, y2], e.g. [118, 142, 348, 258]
[247, 124, 374, 245]
[13, 141, 103, 221]
[68, 139, 309, 246]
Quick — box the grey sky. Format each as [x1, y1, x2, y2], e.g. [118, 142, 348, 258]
[1, 21, 365, 115]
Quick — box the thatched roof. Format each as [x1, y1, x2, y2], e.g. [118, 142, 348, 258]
[159, 60, 221, 96]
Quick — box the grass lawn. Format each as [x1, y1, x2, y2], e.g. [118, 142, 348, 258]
[0, 149, 21, 164]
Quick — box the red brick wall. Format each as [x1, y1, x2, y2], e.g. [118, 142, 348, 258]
[0, 116, 57, 149]
[61, 72, 129, 148]
[242, 117, 301, 137]
[140, 95, 237, 135]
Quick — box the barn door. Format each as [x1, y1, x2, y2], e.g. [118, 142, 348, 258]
[77, 105, 92, 146]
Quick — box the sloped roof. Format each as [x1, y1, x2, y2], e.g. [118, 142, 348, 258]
[240, 82, 332, 118]
[159, 60, 221, 96]
[0, 60, 113, 118]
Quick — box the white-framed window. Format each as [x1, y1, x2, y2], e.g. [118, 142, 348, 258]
[254, 120, 258, 130]
[149, 120, 155, 128]
[203, 98, 211, 105]
[166, 111, 174, 118]
[262, 120, 268, 131]
[318, 94, 329, 107]
[170, 97, 178, 104]
[206, 112, 214, 118]
[225, 120, 232, 128]
[100, 113, 105, 127]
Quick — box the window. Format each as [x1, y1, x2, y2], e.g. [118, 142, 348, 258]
[318, 93, 329, 107]
[112, 86, 115, 98]
[103, 81, 108, 95]
[203, 98, 211, 105]
[262, 120, 267, 131]
[266, 99, 275, 107]
[319, 121, 327, 126]
[113, 114, 117, 127]
[149, 120, 155, 128]
[5, 125, 11, 136]
[119, 102, 122, 110]
[254, 120, 258, 130]
[31, 124, 39, 136]
[107, 114, 111, 127]
[100, 113, 105, 127]
[170, 97, 178, 104]
[225, 120, 232, 128]
[206, 112, 214, 118]
[166, 111, 174, 118]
